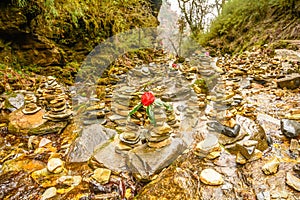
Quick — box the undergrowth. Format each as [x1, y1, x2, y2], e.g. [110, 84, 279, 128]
[198, 0, 300, 55]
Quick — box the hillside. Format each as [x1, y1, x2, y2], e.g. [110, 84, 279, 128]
[200, 0, 300, 55]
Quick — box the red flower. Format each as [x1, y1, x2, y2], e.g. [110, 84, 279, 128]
[141, 92, 155, 106]
[172, 63, 178, 69]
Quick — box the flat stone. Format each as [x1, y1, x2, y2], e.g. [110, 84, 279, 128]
[262, 157, 280, 175]
[277, 74, 300, 89]
[93, 137, 127, 172]
[8, 109, 68, 135]
[92, 168, 111, 184]
[194, 134, 220, 158]
[147, 138, 171, 148]
[68, 124, 116, 163]
[127, 137, 186, 180]
[281, 119, 300, 138]
[200, 168, 224, 186]
[286, 172, 300, 191]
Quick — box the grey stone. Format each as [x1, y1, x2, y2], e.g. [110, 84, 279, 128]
[281, 119, 300, 138]
[127, 137, 186, 180]
[93, 138, 127, 172]
[8, 93, 25, 110]
[68, 124, 116, 163]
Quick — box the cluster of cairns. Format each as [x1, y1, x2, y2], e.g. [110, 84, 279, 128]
[21, 76, 72, 121]
[110, 62, 204, 151]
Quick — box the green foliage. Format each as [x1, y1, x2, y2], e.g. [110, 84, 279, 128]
[198, 0, 300, 54]
[13, 0, 27, 7]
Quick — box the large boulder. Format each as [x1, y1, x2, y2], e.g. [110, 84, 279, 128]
[8, 109, 68, 135]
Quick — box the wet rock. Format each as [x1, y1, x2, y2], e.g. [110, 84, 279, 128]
[277, 74, 300, 89]
[194, 134, 221, 159]
[281, 119, 300, 138]
[68, 124, 116, 163]
[236, 149, 263, 164]
[262, 157, 280, 175]
[235, 140, 257, 159]
[286, 172, 300, 191]
[39, 138, 52, 148]
[127, 137, 186, 180]
[47, 158, 64, 174]
[1, 158, 46, 174]
[57, 175, 82, 187]
[8, 109, 68, 135]
[92, 168, 111, 184]
[236, 115, 269, 151]
[207, 121, 240, 137]
[41, 187, 57, 200]
[93, 137, 127, 172]
[200, 168, 224, 186]
[31, 168, 67, 188]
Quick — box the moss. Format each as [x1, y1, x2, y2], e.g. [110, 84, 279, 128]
[198, 0, 300, 54]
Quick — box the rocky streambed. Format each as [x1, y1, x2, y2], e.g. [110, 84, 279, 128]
[0, 48, 300, 199]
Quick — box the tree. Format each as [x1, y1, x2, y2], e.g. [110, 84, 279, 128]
[177, 0, 227, 36]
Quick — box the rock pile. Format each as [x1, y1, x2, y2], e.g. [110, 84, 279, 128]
[22, 92, 41, 115]
[36, 76, 72, 121]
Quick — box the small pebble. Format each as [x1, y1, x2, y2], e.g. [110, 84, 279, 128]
[47, 158, 64, 173]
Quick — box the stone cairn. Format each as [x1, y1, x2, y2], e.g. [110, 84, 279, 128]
[35, 76, 72, 121]
[22, 92, 41, 115]
[111, 65, 179, 151]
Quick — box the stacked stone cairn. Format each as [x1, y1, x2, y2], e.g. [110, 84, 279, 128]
[22, 92, 41, 115]
[35, 76, 72, 121]
[116, 122, 142, 152]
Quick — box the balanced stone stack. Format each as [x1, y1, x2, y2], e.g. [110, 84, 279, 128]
[116, 123, 142, 152]
[82, 101, 107, 125]
[36, 76, 72, 121]
[145, 122, 173, 148]
[22, 92, 41, 115]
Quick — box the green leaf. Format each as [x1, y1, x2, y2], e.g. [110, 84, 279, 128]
[128, 103, 142, 116]
[154, 98, 173, 111]
[146, 105, 156, 125]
